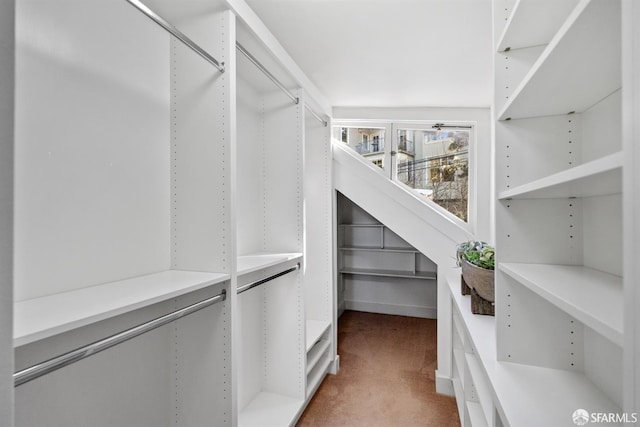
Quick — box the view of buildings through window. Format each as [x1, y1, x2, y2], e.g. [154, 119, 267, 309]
[334, 125, 470, 222]
[396, 127, 469, 222]
[336, 127, 385, 168]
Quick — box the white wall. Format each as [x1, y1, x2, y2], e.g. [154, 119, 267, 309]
[0, 0, 14, 424]
[333, 106, 493, 243]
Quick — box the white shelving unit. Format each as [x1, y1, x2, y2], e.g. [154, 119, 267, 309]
[447, 0, 628, 425]
[13, 0, 234, 425]
[235, 19, 310, 425]
[452, 1, 631, 425]
[303, 94, 335, 396]
[337, 193, 438, 319]
[6, 0, 335, 425]
[449, 273, 622, 427]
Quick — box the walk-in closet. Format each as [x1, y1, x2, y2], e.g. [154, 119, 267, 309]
[2, 0, 639, 426]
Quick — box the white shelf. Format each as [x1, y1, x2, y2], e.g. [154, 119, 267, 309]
[500, 263, 623, 346]
[340, 246, 417, 254]
[238, 392, 304, 427]
[14, 270, 230, 347]
[453, 348, 465, 385]
[465, 354, 493, 427]
[498, 0, 621, 120]
[496, 0, 580, 52]
[306, 339, 331, 375]
[498, 151, 622, 199]
[452, 377, 465, 423]
[339, 268, 437, 280]
[306, 319, 331, 352]
[237, 252, 303, 276]
[448, 272, 621, 427]
[306, 356, 331, 398]
[339, 224, 383, 228]
[466, 401, 488, 427]
[492, 362, 621, 427]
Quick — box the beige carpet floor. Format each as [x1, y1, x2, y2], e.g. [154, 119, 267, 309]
[297, 310, 461, 427]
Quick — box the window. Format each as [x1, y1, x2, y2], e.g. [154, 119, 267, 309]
[332, 121, 472, 224]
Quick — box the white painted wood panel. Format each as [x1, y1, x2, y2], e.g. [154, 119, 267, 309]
[0, 0, 14, 423]
[14, 0, 171, 300]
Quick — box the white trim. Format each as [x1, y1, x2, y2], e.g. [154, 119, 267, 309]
[344, 300, 437, 319]
[435, 371, 455, 396]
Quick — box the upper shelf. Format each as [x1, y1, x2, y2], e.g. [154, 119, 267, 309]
[14, 270, 230, 347]
[237, 252, 302, 277]
[500, 262, 623, 346]
[496, 0, 580, 52]
[498, 151, 622, 199]
[497, 0, 621, 120]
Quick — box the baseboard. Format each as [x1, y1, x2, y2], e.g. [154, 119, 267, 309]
[344, 300, 437, 319]
[329, 354, 340, 375]
[435, 370, 455, 396]
[338, 300, 346, 318]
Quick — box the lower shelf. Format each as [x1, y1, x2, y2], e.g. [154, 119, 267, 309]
[306, 355, 331, 398]
[239, 392, 304, 427]
[466, 401, 488, 427]
[448, 271, 622, 427]
[340, 268, 436, 280]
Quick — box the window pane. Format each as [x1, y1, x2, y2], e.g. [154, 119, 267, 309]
[396, 128, 469, 222]
[332, 126, 386, 169]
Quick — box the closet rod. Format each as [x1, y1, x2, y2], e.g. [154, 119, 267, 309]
[14, 289, 227, 387]
[125, 0, 225, 73]
[237, 264, 300, 295]
[305, 104, 328, 127]
[236, 42, 299, 105]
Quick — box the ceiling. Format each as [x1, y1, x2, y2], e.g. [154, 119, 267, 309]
[244, 0, 493, 109]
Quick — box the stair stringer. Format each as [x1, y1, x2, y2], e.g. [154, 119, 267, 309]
[333, 141, 472, 395]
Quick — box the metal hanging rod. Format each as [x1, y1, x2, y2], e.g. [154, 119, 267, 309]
[14, 289, 227, 387]
[235, 43, 328, 127]
[236, 42, 299, 105]
[237, 264, 300, 295]
[125, 0, 225, 73]
[305, 104, 328, 127]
